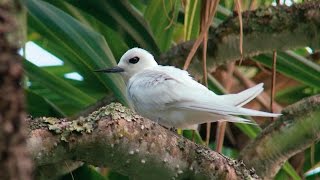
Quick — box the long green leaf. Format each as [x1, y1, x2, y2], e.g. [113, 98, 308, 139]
[40, 1, 129, 60]
[184, 0, 201, 40]
[67, 0, 160, 55]
[24, 0, 127, 104]
[253, 51, 320, 89]
[25, 89, 66, 117]
[24, 60, 95, 107]
[144, 0, 179, 52]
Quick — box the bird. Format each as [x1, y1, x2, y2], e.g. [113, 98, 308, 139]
[95, 48, 281, 129]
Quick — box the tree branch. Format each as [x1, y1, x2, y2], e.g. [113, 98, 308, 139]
[0, 0, 32, 179]
[28, 95, 320, 179]
[27, 104, 258, 179]
[239, 95, 320, 179]
[159, 1, 320, 78]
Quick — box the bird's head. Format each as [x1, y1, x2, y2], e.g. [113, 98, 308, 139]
[95, 48, 158, 82]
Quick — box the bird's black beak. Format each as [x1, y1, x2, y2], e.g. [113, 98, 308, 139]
[94, 66, 124, 73]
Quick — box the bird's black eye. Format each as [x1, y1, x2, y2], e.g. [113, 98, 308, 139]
[128, 57, 139, 64]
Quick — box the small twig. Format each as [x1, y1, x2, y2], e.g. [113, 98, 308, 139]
[270, 50, 277, 120]
[216, 121, 227, 152]
[183, 0, 220, 70]
[235, 0, 243, 64]
[216, 63, 235, 152]
[64, 161, 74, 180]
[163, 0, 176, 30]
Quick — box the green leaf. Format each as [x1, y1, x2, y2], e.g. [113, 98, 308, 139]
[61, 164, 107, 180]
[108, 171, 129, 180]
[144, 0, 179, 52]
[283, 162, 302, 180]
[25, 89, 66, 117]
[24, 0, 127, 104]
[40, 1, 129, 60]
[209, 143, 239, 159]
[276, 85, 319, 104]
[67, 0, 160, 55]
[24, 60, 96, 107]
[183, 0, 201, 40]
[183, 130, 204, 145]
[253, 51, 320, 89]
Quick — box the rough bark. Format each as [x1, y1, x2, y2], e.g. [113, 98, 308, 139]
[28, 103, 259, 180]
[159, 1, 320, 78]
[0, 0, 32, 179]
[27, 95, 320, 179]
[239, 95, 320, 179]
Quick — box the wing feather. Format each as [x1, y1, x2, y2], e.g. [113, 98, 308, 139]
[127, 66, 280, 126]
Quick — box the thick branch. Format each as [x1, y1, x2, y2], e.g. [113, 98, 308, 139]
[159, 1, 320, 78]
[239, 95, 320, 179]
[27, 104, 258, 180]
[0, 0, 32, 179]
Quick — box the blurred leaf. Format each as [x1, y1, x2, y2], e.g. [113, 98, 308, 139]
[183, 130, 204, 145]
[41, 1, 129, 60]
[24, 60, 96, 107]
[282, 163, 302, 180]
[129, 0, 146, 13]
[108, 171, 129, 180]
[144, 0, 179, 52]
[274, 169, 291, 180]
[42, 65, 74, 76]
[60, 164, 107, 180]
[25, 89, 66, 117]
[24, 0, 127, 104]
[209, 143, 239, 159]
[184, 0, 201, 40]
[253, 51, 320, 89]
[66, 0, 160, 55]
[304, 142, 320, 177]
[276, 85, 319, 104]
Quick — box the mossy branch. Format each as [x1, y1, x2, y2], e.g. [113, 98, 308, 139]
[28, 95, 320, 179]
[28, 103, 258, 180]
[159, 1, 320, 78]
[239, 95, 320, 179]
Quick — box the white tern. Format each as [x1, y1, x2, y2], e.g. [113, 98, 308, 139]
[95, 48, 281, 129]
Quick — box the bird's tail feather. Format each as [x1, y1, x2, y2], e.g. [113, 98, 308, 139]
[237, 107, 281, 117]
[217, 115, 257, 125]
[220, 83, 264, 107]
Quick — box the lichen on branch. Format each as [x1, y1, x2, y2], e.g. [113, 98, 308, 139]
[160, 1, 320, 78]
[27, 103, 258, 179]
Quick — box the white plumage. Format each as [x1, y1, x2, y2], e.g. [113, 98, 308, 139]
[96, 48, 281, 129]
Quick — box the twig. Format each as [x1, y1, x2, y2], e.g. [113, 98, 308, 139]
[270, 51, 277, 120]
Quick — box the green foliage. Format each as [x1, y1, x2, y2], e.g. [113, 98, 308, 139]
[144, 0, 180, 52]
[60, 165, 107, 180]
